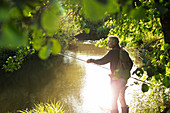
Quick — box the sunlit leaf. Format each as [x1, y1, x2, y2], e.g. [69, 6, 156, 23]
[32, 29, 43, 39]
[50, 39, 61, 55]
[83, 0, 104, 21]
[23, 5, 34, 17]
[38, 45, 51, 60]
[82, 0, 119, 22]
[142, 83, 149, 92]
[31, 24, 43, 38]
[32, 38, 45, 50]
[84, 28, 90, 34]
[41, 3, 60, 33]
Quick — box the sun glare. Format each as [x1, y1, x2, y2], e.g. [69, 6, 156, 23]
[77, 55, 112, 112]
[75, 54, 135, 113]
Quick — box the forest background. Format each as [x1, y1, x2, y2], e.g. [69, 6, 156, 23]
[0, 0, 169, 112]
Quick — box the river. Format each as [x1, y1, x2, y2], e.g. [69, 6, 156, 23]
[0, 41, 141, 113]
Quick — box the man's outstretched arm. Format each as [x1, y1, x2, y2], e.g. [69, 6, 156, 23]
[87, 50, 112, 65]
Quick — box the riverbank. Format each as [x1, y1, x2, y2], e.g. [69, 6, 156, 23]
[0, 52, 64, 113]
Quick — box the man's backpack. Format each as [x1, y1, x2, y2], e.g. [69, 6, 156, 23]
[114, 48, 133, 80]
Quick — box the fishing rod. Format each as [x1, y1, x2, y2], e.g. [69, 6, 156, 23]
[59, 52, 151, 85]
[59, 52, 110, 71]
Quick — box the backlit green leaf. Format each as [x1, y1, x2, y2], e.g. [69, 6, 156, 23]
[32, 38, 45, 50]
[32, 26, 43, 38]
[50, 39, 61, 55]
[84, 28, 90, 34]
[38, 45, 51, 60]
[41, 3, 60, 33]
[23, 5, 33, 17]
[82, 0, 119, 22]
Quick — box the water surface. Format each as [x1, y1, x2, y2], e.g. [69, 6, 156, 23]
[0, 41, 140, 113]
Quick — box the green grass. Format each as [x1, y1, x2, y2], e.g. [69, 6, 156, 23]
[18, 101, 65, 113]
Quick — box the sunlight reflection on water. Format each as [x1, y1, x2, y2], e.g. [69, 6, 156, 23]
[74, 53, 139, 113]
[77, 55, 111, 113]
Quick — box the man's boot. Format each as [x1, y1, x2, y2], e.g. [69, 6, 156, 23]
[121, 105, 129, 113]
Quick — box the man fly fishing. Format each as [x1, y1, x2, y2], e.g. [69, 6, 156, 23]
[87, 35, 133, 113]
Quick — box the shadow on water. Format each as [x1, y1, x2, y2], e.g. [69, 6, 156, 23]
[0, 41, 108, 113]
[0, 54, 65, 112]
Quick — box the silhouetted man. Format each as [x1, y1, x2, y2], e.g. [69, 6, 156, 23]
[87, 35, 132, 113]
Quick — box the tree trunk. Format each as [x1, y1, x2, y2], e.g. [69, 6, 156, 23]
[160, 8, 170, 58]
[160, 9, 170, 44]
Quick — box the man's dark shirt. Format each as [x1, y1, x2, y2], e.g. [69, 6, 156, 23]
[90, 47, 120, 74]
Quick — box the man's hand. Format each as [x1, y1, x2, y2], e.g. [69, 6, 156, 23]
[86, 59, 91, 63]
[87, 59, 95, 63]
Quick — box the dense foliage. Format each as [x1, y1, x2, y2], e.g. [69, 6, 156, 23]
[131, 80, 170, 112]
[18, 101, 64, 113]
[0, 0, 82, 71]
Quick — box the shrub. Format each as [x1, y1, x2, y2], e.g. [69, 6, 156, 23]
[18, 101, 65, 113]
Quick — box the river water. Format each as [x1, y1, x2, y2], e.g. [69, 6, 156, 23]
[0, 41, 141, 113]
